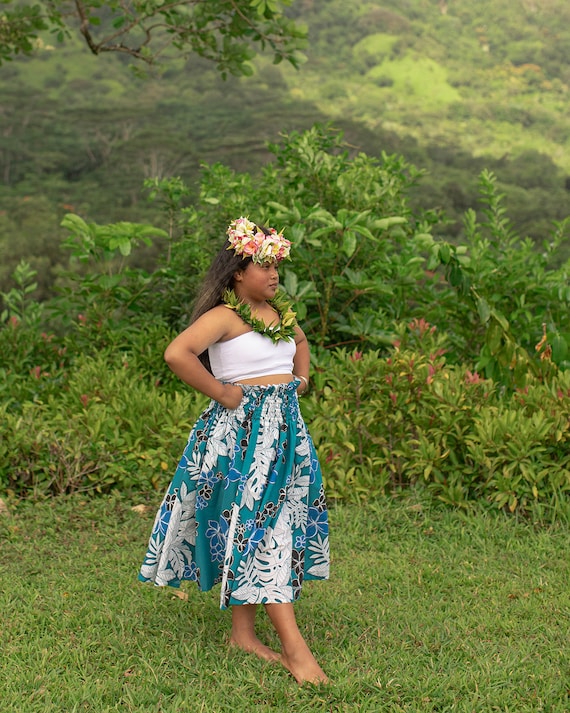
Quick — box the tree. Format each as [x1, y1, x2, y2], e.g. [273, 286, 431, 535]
[0, 0, 306, 75]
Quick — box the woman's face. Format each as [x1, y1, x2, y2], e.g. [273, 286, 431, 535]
[234, 260, 280, 303]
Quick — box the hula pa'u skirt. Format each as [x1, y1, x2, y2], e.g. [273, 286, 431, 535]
[139, 380, 329, 609]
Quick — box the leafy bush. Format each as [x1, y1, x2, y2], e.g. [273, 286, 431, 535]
[0, 262, 70, 408]
[304, 321, 570, 518]
[157, 127, 569, 389]
[1, 124, 569, 520]
[0, 353, 207, 497]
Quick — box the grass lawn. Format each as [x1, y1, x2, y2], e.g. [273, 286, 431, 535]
[1, 492, 570, 712]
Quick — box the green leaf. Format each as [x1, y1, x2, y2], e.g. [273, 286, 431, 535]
[342, 231, 357, 258]
[439, 244, 451, 265]
[118, 239, 132, 256]
[448, 263, 463, 288]
[551, 334, 568, 363]
[413, 233, 434, 249]
[61, 213, 90, 235]
[283, 269, 298, 296]
[477, 297, 491, 324]
[491, 310, 509, 331]
[373, 216, 406, 230]
[486, 321, 503, 355]
[426, 246, 440, 271]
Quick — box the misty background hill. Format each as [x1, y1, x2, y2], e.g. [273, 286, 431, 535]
[1, 0, 569, 296]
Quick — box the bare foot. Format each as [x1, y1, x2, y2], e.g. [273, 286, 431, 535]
[229, 635, 281, 663]
[280, 643, 329, 685]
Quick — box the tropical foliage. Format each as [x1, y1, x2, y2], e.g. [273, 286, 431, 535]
[1, 125, 569, 518]
[0, 0, 306, 72]
[1, 0, 570, 302]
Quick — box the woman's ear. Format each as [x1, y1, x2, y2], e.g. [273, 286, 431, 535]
[233, 269, 243, 282]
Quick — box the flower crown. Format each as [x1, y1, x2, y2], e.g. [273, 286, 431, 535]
[226, 216, 291, 264]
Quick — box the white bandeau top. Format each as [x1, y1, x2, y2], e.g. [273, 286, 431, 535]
[208, 331, 295, 382]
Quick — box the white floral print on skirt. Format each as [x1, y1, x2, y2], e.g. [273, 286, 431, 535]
[139, 380, 329, 609]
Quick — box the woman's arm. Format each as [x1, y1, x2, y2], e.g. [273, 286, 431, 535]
[164, 306, 243, 409]
[293, 325, 310, 394]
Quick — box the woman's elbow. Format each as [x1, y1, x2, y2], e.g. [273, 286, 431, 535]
[164, 344, 180, 367]
[164, 345, 199, 372]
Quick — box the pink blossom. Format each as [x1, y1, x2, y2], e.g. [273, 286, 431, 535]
[325, 449, 338, 464]
[350, 351, 363, 362]
[389, 392, 397, 406]
[429, 348, 447, 361]
[9, 316, 18, 328]
[80, 394, 89, 408]
[409, 317, 436, 336]
[465, 370, 482, 385]
[30, 366, 41, 379]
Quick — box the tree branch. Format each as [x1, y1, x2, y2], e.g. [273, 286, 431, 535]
[2, 0, 305, 69]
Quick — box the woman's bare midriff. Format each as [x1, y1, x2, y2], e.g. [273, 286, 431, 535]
[236, 374, 294, 386]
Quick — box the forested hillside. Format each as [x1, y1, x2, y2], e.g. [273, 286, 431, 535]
[1, 0, 569, 298]
[2, 1, 570, 509]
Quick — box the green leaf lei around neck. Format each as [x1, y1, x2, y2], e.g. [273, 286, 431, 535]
[222, 289, 297, 343]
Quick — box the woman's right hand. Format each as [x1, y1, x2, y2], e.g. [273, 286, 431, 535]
[218, 383, 244, 410]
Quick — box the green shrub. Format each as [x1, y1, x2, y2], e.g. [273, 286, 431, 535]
[304, 322, 570, 517]
[2, 125, 569, 519]
[2, 326, 569, 518]
[0, 262, 70, 408]
[0, 354, 207, 497]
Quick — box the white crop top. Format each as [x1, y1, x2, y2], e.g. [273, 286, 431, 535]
[208, 331, 296, 382]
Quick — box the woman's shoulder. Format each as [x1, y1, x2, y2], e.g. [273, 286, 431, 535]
[196, 303, 247, 340]
[207, 303, 235, 318]
[197, 303, 236, 320]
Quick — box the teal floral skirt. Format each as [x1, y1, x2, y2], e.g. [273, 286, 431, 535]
[139, 380, 329, 609]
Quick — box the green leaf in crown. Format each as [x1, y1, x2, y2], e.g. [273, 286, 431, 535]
[222, 289, 297, 343]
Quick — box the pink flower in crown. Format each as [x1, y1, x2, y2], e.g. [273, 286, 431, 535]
[241, 239, 259, 256]
[227, 216, 290, 263]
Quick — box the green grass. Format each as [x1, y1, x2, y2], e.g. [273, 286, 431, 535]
[2, 493, 570, 711]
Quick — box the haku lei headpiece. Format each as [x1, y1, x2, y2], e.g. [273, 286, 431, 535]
[227, 216, 291, 264]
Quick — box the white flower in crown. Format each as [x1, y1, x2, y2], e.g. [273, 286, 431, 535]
[227, 216, 291, 264]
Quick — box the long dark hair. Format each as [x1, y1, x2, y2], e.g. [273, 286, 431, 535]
[191, 224, 274, 324]
[191, 226, 271, 371]
[190, 240, 252, 326]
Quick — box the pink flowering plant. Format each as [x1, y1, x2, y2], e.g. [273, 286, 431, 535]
[226, 216, 291, 264]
